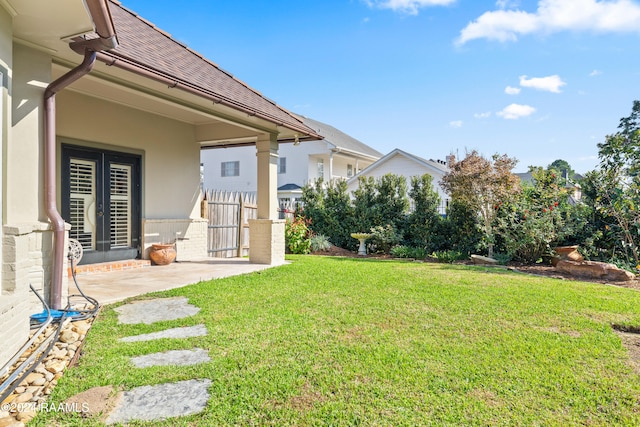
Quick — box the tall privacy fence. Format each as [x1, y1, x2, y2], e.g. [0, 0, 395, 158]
[202, 191, 257, 258]
[202, 190, 300, 257]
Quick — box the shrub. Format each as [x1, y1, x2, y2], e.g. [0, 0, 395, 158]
[433, 250, 467, 263]
[390, 245, 410, 258]
[390, 245, 427, 259]
[369, 224, 402, 254]
[310, 234, 331, 252]
[285, 215, 311, 254]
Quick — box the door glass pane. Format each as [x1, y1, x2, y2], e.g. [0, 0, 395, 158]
[69, 159, 96, 250]
[110, 163, 131, 248]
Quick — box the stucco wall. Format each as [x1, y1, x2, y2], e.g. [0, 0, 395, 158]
[56, 90, 207, 260]
[8, 44, 50, 224]
[57, 90, 202, 220]
[0, 5, 24, 375]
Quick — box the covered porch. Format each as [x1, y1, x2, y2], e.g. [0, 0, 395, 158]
[68, 258, 282, 305]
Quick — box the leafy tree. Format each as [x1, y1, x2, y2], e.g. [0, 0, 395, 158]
[352, 176, 377, 235]
[407, 174, 441, 250]
[440, 150, 519, 257]
[494, 167, 569, 263]
[592, 100, 640, 270]
[301, 178, 355, 250]
[547, 159, 575, 181]
[437, 200, 483, 256]
[374, 174, 409, 232]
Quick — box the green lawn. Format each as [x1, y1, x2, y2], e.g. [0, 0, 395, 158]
[37, 256, 640, 426]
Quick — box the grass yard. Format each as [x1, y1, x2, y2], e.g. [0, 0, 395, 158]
[36, 256, 640, 426]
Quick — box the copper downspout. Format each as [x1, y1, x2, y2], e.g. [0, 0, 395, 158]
[45, 0, 118, 309]
[44, 50, 97, 309]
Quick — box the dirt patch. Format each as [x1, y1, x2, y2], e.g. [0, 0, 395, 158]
[613, 330, 640, 375]
[508, 264, 640, 289]
[287, 382, 325, 412]
[64, 385, 122, 420]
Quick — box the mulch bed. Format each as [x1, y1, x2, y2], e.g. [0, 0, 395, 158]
[311, 245, 640, 290]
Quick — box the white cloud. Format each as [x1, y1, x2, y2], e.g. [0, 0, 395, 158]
[589, 69, 602, 76]
[496, 0, 520, 9]
[497, 103, 536, 119]
[505, 85, 521, 95]
[457, 0, 640, 45]
[474, 111, 492, 118]
[519, 74, 566, 93]
[364, 0, 455, 15]
[449, 120, 463, 128]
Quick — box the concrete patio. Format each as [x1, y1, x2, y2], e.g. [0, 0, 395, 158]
[67, 258, 284, 305]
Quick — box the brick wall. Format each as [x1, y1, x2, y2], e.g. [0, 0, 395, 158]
[142, 219, 207, 261]
[248, 219, 285, 265]
[1, 222, 67, 371]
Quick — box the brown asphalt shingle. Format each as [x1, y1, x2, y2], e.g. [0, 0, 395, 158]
[100, 1, 318, 137]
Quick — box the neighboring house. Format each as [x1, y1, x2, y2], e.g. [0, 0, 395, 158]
[201, 114, 383, 205]
[346, 148, 451, 214]
[0, 0, 319, 371]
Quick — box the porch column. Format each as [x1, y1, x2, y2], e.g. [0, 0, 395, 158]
[328, 152, 334, 182]
[249, 133, 285, 265]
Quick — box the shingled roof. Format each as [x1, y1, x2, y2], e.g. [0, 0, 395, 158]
[92, 1, 319, 139]
[297, 115, 383, 160]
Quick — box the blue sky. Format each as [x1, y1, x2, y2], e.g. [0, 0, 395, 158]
[120, 0, 640, 173]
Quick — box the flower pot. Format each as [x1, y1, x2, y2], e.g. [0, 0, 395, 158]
[554, 245, 584, 263]
[149, 243, 176, 265]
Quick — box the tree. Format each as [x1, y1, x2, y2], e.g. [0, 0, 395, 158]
[440, 150, 519, 257]
[591, 100, 640, 270]
[407, 174, 441, 250]
[547, 159, 575, 181]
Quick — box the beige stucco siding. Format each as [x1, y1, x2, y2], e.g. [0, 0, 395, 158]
[0, 10, 31, 376]
[56, 90, 201, 220]
[8, 44, 50, 224]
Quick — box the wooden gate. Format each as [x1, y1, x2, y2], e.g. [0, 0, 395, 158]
[203, 191, 257, 258]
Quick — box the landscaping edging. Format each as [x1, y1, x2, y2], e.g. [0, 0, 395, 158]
[0, 318, 93, 425]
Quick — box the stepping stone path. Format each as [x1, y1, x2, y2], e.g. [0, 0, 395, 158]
[119, 324, 207, 343]
[102, 297, 211, 424]
[113, 296, 200, 324]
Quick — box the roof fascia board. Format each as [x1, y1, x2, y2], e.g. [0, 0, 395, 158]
[0, 0, 17, 17]
[330, 147, 380, 162]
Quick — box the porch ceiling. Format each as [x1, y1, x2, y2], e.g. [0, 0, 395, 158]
[53, 62, 269, 147]
[8, 0, 94, 53]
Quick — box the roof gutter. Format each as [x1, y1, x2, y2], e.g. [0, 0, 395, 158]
[93, 51, 322, 141]
[45, 0, 118, 310]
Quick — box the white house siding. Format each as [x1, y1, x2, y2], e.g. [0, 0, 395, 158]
[201, 140, 357, 192]
[57, 90, 207, 261]
[346, 152, 449, 213]
[201, 145, 256, 193]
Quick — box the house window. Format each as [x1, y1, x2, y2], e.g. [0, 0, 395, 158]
[347, 164, 353, 178]
[317, 159, 324, 179]
[221, 161, 239, 177]
[278, 157, 286, 174]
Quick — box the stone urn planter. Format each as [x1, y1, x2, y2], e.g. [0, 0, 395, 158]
[552, 245, 583, 265]
[149, 243, 177, 265]
[351, 233, 372, 256]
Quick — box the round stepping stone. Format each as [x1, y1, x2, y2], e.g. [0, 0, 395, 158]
[119, 324, 208, 343]
[114, 297, 200, 324]
[105, 379, 211, 425]
[130, 348, 210, 368]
